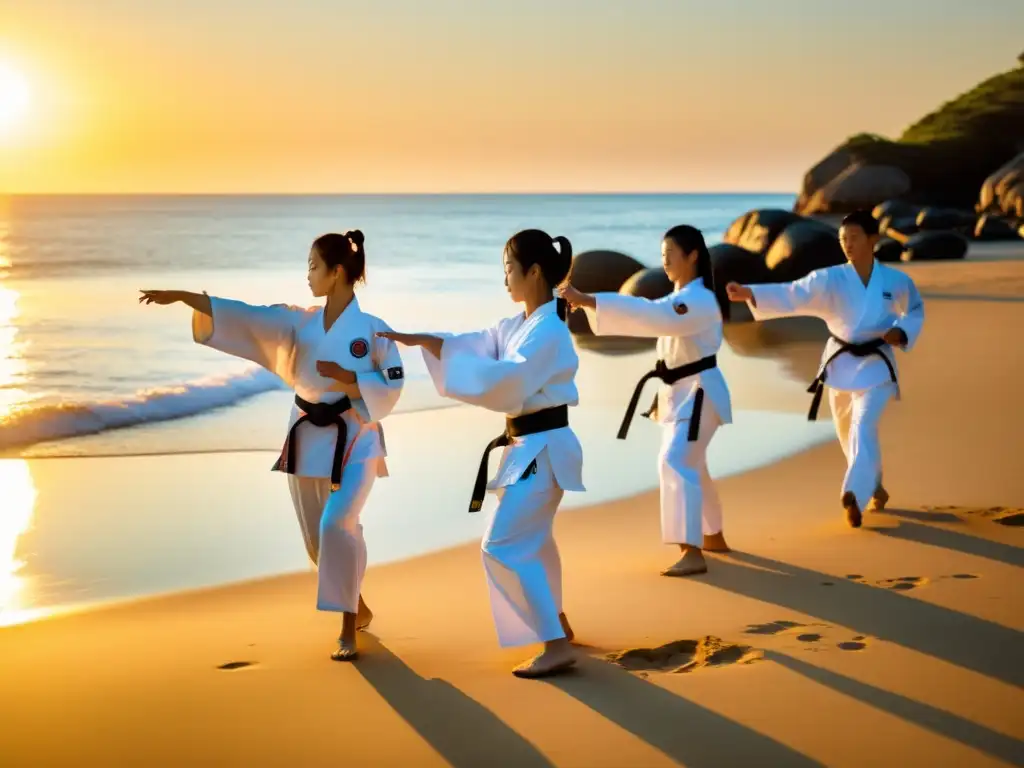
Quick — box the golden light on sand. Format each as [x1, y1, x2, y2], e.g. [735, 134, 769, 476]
[0, 460, 37, 627]
[0, 62, 31, 137]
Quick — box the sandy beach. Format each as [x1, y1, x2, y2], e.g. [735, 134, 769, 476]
[1, 255, 1022, 767]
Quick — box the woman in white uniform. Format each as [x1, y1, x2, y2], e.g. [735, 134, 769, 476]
[726, 210, 924, 527]
[560, 225, 732, 577]
[139, 230, 405, 661]
[379, 229, 583, 679]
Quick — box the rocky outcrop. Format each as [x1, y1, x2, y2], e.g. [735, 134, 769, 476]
[724, 209, 804, 254]
[764, 220, 846, 281]
[566, 250, 643, 335]
[901, 232, 969, 261]
[978, 152, 1024, 219]
[708, 243, 770, 322]
[974, 214, 1021, 240]
[805, 163, 911, 215]
[619, 267, 673, 301]
[795, 61, 1024, 216]
[874, 238, 903, 263]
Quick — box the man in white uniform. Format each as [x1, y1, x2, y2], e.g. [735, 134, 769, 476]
[726, 210, 925, 527]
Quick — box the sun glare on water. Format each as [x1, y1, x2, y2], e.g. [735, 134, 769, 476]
[0, 62, 31, 137]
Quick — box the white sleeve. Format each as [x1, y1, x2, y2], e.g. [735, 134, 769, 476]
[587, 292, 719, 338]
[893, 277, 925, 352]
[192, 296, 302, 383]
[748, 269, 832, 321]
[355, 323, 406, 422]
[422, 323, 557, 414]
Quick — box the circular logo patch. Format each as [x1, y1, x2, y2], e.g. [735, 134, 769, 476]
[350, 338, 369, 358]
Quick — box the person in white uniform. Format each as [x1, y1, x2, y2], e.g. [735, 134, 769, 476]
[139, 230, 405, 661]
[560, 225, 732, 578]
[725, 210, 925, 527]
[379, 229, 583, 679]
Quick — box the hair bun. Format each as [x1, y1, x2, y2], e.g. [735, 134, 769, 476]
[346, 229, 365, 247]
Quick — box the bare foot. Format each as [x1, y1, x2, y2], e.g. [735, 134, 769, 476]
[842, 491, 862, 528]
[868, 486, 889, 512]
[357, 595, 374, 631]
[512, 641, 576, 679]
[661, 548, 708, 577]
[331, 638, 359, 662]
[333, 611, 360, 661]
[559, 612, 575, 643]
[702, 531, 731, 552]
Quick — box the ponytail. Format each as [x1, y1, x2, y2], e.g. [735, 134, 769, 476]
[552, 235, 572, 321]
[504, 229, 573, 321]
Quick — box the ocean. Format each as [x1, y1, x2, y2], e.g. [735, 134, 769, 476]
[0, 193, 838, 625]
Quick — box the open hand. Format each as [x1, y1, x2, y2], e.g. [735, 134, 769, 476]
[316, 360, 355, 384]
[556, 283, 594, 310]
[724, 282, 753, 302]
[138, 290, 180, 306]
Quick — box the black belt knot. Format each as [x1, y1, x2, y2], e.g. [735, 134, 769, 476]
[806, 336, 898, 420]
[271, 394, 352, 490]
[468, 404, 569, 513]
[618, 354, 717, 441]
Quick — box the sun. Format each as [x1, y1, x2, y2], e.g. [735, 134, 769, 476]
[0, 63, 31, 135]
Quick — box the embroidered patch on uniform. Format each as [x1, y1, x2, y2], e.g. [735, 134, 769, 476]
[673, 301, 689, 315]
[387, 366, 404, 380]
[350, 338, 369, 358]
[882, 291, 893, 300]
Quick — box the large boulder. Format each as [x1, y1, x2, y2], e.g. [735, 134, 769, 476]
[708, 243, 771, 322]
[880, 215, 919, 243]
[974, 214, 1021, 241]
[874, 238, 904, 263]
[566, 250, 643, 334]
[764, 220, 846, 282]
[795, 147, 857, 214]
[723, 209, 804, 254]
[872, 199, 919, 221]
[619, 267, 673, 301]
[916, 207, 975, 231]
[806, 163, 912, 214]
[901, 232, 969, 261]
[978, 152, 1024, 218]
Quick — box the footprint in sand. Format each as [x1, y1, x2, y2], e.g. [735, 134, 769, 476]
[878, 576, 928, 591]
[951, 573, 979, 580]
[217, 661, 257, 670]
[796, 633, 823, 643]
[744, 620, 805, 636]
[606, 636, 763, 674]
[838, 640, 867, 651]
[932, 505, 1024, 526]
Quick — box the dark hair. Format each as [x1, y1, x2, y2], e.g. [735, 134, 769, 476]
[664, 225, 713, 291]
[504, 229, 573, 320]
[312, 230, 366, 284]
[840, 210, 879, 237]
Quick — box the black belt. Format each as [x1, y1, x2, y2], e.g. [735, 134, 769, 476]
[618, 355, 718, 442]
[806, 336, 897, 420]
[271, 394, 352, 490]
[468, 404, 569, 513]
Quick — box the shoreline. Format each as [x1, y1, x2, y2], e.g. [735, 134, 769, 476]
[2, 406, 835, 628]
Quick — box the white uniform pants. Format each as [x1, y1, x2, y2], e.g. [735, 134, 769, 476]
[481, 449, 566, 648]
[828, 383, 895, 511]
[658, 407, 723, 547]
[288, 460, 377, 614]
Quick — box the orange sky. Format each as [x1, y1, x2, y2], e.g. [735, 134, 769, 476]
[1, 1, 1021, 194]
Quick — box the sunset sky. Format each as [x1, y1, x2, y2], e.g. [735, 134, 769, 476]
[1, 0, 1021, 194]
